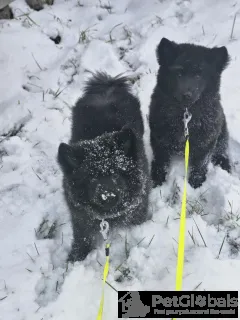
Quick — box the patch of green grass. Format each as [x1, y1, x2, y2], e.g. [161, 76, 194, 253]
[78, 24, 98, 43]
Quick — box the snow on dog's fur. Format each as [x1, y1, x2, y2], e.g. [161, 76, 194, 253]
[149, 37, 231, 189]
[58, 72, 151, 262]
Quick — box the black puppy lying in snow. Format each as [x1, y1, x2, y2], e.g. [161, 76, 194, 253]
[149, 37, 231, 189]
[58, 72, 151, 262]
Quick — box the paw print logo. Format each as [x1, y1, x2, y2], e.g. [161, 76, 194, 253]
[119, 291, 150, 317]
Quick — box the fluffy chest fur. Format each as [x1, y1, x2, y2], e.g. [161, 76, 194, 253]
[150, 96, 224, 156]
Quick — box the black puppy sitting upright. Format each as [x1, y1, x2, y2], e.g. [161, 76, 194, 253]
[149, 37, 231, 189]
[58, 72, 151, 262]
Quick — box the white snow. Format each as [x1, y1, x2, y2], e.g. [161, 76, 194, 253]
[1, 0, 240, 319]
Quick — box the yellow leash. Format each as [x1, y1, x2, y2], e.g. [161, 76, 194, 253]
[97, 220, 110, 320]
[96, 109, 192, 320]
[175, 137, 190, 290]
[172, 108, 191, 320]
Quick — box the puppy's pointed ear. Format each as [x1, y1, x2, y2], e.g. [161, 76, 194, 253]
[58, 143, 84, 174]
[156, 37, 179, 66]
[114, 127, 137, 158]
[208, 46, 230, 72]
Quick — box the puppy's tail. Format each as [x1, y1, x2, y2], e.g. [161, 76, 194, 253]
[83, 71, 130, 94]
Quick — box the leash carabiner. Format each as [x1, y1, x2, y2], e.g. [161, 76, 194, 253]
[183, 108, 192, 138]
[100, 219, 109, 241]
[172, 109, 191, 320]
[97, 219, 110, 320]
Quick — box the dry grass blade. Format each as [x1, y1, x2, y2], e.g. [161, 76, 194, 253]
[136, 236, 146, 247]
[193, 218, 207, 247]
[188, 230, 196, 245]
[54, 86, 67, 99]
[32, 167, 42, 180]
[108, 23, 123, 43]
[106, 281, 118, 293]
[230, 13, 238, 39]
[31, 53, 43, 71]
[34, 242, 39, 256]
[0, 296, 7, 301]
[148, 235, 155, 247]
[217, 235, 226, 258]
[165, 216, 169, 227]
[27, 252, 35, 263]
[115, 259, 125, 272]
[193, 281, 202, 290]
[172, 244, 177, 257]
[15, 9, 39, 26]
[97, 260, 102, 267]
[125, 233, 129, 259]
[172, 237, 178, 245]
[35, 307, 41, 313]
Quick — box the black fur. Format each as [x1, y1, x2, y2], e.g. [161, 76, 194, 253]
[149, 37, 231, 189]
[58, 72, 151, 262]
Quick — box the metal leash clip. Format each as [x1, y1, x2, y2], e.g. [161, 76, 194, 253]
[183, 108, 192, 138]
[100, 219, 109, 241]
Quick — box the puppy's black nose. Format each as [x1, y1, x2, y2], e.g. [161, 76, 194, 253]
[99, 189, 119, 208]
[183, 91, 192, 99]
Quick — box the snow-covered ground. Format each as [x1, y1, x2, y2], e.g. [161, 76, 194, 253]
[1, 0, 240, 319]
